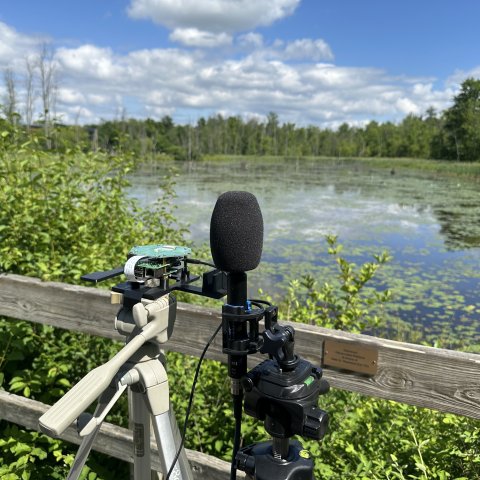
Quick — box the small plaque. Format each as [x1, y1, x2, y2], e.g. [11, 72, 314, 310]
[323, 339, 378, 376]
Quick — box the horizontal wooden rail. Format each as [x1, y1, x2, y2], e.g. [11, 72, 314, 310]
[0, 390, 231, 479]
[0, 274, 479, 421]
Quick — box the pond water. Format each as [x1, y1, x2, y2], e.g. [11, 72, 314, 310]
[129, 158, 480, 344]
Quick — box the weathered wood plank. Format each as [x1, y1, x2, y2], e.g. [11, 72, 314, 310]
[0, 390, 232, 480]
[0, 274, 479, 419]
[0, 274, 120, 340]
[293, 323, 480, 419]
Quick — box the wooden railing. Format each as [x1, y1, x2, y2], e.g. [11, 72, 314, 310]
[0, 274, 479, 478]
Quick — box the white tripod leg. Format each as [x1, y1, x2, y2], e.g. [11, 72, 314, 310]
[152, 408, 193, 480]
[67, 380, 128, 480]
[130, 389, 157, 479]
[128, 359, 194, 480]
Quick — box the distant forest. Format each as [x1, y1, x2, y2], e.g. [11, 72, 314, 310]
[2, 77, 480, 162]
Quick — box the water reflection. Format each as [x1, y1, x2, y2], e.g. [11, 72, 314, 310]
[128, 158, 480, 340]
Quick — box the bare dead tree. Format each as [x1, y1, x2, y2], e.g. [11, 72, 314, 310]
[24, 56, 36, 131]
[37, 43, 58, 147]
[3, 67, 17, 124]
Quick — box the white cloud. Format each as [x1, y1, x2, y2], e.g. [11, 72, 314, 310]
[283, 39, 334, 62]
[409, 82, 454, 111]
[446, 66, 480, 89]
[242, 37, 334, 64]
[87, 93, 111, 105]
[55, 45, 122, 80]
[0, 19, 468, 127]
[57, 88, 85, 105]
[145, 104, 176, 118]
[169, 28, 232, 47]
[35, 45, 466, 125]
[302, 63, 380, 89]
[0, 22, 44, 68]
[238, 32, 264, 49]
[396, 97, 421, 115]
[127, 0, 300, 34]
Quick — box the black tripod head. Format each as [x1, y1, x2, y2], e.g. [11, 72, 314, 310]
[236, 320, 329, 480]
[243, 324, 329, 441]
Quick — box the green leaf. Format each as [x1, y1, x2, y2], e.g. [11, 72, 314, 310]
[9, 381, 26, 392]
[57, 378, 71, 388]
[30, 448, 47, 460]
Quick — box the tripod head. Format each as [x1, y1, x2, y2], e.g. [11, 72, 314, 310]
[244, 323, 329, 439]
[220, 297, 330, 479]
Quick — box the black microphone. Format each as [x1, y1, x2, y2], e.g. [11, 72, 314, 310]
[210, 191, 263, 306]
[210, 190, 263, 274]
[210, 190, 264, 377]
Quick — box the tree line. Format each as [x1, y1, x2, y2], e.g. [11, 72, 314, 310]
[2, 74, 480, 162]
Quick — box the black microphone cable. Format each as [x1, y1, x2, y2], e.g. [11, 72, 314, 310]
[231, 392, 243, 480]
[186, 258, 216, 268]
[166, 321, 222, 480]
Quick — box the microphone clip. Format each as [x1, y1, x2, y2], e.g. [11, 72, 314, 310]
[221, 303, 264, 357]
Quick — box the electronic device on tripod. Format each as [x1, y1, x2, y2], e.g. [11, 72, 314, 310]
[82, 243, 228, 301]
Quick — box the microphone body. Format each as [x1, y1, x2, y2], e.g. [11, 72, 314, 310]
[227, 271, 247, 307]
[224, 272, 248, 381]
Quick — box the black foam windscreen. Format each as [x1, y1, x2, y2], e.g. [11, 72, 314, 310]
[210, 191, 264, 272]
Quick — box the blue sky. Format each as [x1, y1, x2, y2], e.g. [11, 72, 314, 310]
[0, 0, 479, 126]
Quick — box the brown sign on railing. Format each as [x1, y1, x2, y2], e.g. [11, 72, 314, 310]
[323, 339, 379, 376]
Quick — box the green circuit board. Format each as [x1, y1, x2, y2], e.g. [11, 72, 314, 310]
[129, 244, 191, 261]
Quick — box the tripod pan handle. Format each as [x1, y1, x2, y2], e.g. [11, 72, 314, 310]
[38, 365, 114, 438]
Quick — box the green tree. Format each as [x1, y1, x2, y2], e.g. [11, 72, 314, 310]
[337, 123, 359, 157]
[443, 77, 480, 161]
[265, 112, 279, 155]
[397, 114, 431, 158]
[363, 121, 382, 156]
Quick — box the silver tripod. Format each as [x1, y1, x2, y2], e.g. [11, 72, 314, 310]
[38, 293, 194, 480]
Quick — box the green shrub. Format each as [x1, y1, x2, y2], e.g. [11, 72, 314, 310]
[269, 240, 479, 479]
[0, 129, 478, 479]
[0, 131, 184, 477]
[277, 234, 392, 332]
